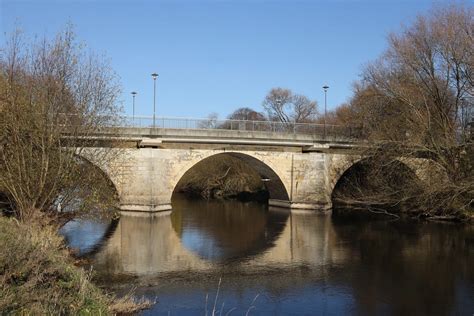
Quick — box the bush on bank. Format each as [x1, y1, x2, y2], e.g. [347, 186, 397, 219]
[0, 216, 150, 314]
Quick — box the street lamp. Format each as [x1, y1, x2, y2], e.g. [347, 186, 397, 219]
[151, 73, 159, 128]
[131, 91, 137, 123]
[322, 85, 329, 139]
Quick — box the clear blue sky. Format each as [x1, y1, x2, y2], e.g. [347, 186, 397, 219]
[0, 0, 457, 119]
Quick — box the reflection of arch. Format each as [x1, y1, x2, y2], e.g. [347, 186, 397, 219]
[172, 152, 290, 201]
[170, 198, 289, 262]
[72, 218, 120, 258]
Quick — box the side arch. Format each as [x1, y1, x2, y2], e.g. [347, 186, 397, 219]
[328, 155, 446, 212]
[329, 156, 446, 197]
[171, 152, 290, 201]
[72, 152, 122, 207]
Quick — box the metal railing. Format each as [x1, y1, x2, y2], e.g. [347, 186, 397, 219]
[115, 116, 363, 140]
[2, 114, 362, 140]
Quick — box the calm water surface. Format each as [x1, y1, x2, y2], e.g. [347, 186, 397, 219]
[61, 197, 474, 315]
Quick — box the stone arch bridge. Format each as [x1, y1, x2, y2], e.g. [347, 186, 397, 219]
[79, 124, 431, 213]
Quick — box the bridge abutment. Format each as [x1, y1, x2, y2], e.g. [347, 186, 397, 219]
[269, 199, 331, 211]
[120, 203, 173, 212]
[120, 200, 331, 213]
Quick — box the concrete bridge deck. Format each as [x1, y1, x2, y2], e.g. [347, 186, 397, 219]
[85, 126, 363, 152]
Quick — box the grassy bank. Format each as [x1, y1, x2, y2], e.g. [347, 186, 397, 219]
[0, 216, 150, 314]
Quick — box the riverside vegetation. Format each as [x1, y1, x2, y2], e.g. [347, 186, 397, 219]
[0, 27, 150, 313]
[329, 4, 473, 221]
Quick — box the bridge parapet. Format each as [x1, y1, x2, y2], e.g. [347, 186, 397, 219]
[83, 116, 362, 145]
[109, 116, 362, 141]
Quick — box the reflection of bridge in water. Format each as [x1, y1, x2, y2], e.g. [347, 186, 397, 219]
[88, 199, 473, 316]
[93, 203, 349, 276]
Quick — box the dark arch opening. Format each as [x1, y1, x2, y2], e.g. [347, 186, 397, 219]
[173, 152, 289, 202]
[331, 158, 422, 219]
[59, 155, 120, 214]
[0, 191, 15, 216]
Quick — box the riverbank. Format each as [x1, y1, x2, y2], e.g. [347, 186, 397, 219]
[0, 216, 150, 314]
[331, 203, 473, 223]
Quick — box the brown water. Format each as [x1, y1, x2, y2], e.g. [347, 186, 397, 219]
[61, 197, 474, 315]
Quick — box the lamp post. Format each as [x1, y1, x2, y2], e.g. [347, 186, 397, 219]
[322, 85, 329, 139]
[151, 73, 159, 128]
[131, 91, 137, 123]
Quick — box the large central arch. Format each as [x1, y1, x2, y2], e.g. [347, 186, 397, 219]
[171, 152, 290, 202]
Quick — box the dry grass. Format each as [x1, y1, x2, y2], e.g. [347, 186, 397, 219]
[0, 216, 151, 314]
[109, 291, 155, 315]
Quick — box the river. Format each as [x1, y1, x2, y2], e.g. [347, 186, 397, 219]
[61, 196, 474, 315]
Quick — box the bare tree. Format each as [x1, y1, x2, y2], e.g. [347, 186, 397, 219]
[262, 88, 318, 125]
[198, 112, 219, 129]
[227, 107, 266, 121]
[0, 26, 123, 221]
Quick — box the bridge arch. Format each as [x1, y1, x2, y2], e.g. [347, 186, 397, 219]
[329, 156, 446, 198]
[171, 152, 290, 202]
[74, 152, 121, 194]
[66, 153, 121, 211]
[329, 156, 429, 212]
